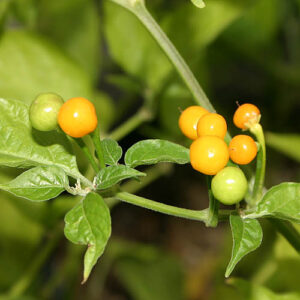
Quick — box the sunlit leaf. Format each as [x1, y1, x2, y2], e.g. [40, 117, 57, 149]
[0, 30, 92, 104]
[0, 98, 84, 182]
[0, 166, 68, 201]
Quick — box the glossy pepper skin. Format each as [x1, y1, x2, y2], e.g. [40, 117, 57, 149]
[190, 136, 229, 175]
[58, 97, 98, 138]
[178, 106, 208, 140]
[212, 167, 248, 205]
[229, 135, 257, 165]
[233, 103, 260, 129]
[30, 93, 64, 131]
[196, 113, 227, 139]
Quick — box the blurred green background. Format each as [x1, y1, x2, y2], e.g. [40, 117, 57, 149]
[0, 0, 299, 299]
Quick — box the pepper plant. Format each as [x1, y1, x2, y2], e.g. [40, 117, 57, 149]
[0, 0, 299, 297]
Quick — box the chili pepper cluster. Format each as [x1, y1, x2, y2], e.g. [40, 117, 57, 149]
[179, 103, 261, 205]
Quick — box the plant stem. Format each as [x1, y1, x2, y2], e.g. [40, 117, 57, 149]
[249, 124, 266, 206]
[73, 138, 99, 174]
[115, 191, 232, 222]
[104, 164, 173, 209]
[108, 0, 232, 145]
[115, 191, 209, 222]
[7, 225, 63, 298]
[76, 174, 94, 189]
[269, 219, 300, 253]
[109, 107, 152, 141]
[110, 0, 214, 112]
[206, 176, 219, 227]
[92, 127, 106, 169]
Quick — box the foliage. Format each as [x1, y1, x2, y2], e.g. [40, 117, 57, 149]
[0, 0, 299, 298]
[225, 215, 263, 277]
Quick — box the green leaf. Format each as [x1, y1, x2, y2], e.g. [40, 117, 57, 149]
[64, 193, 111, 283]
[266, 132, 300, 163]
[0, 98, 84, 182]
[225, 215, 263, 277]
[101, 139, 122, 165]
[191, 0, 206, 8]
[125, 139, 190, 168]
[0, 30, 92, 104]
[104, 1, 172, 90]
[37, 0, 101, 80]
[0, 166, 68, 201]
[104, 0, 245, 90]
[228, 277, 300, 300]
[96, 165, 145, 190]
[246, 183, 300, 223]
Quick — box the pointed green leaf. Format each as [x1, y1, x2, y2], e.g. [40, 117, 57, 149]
[0, 166, 68, 201]
[64, 193, 111, 283]
[101, 139, 122, 165]
[246, 183, 300, 223]
[125, 139, 190, 168]
[225, 215, 263, 277]
[0, 98, 85, 182]
[96, 165, 145, 190]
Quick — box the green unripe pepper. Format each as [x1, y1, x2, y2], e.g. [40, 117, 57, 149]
[211, 167, 248, 205]
[29, 93, 64, 131]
